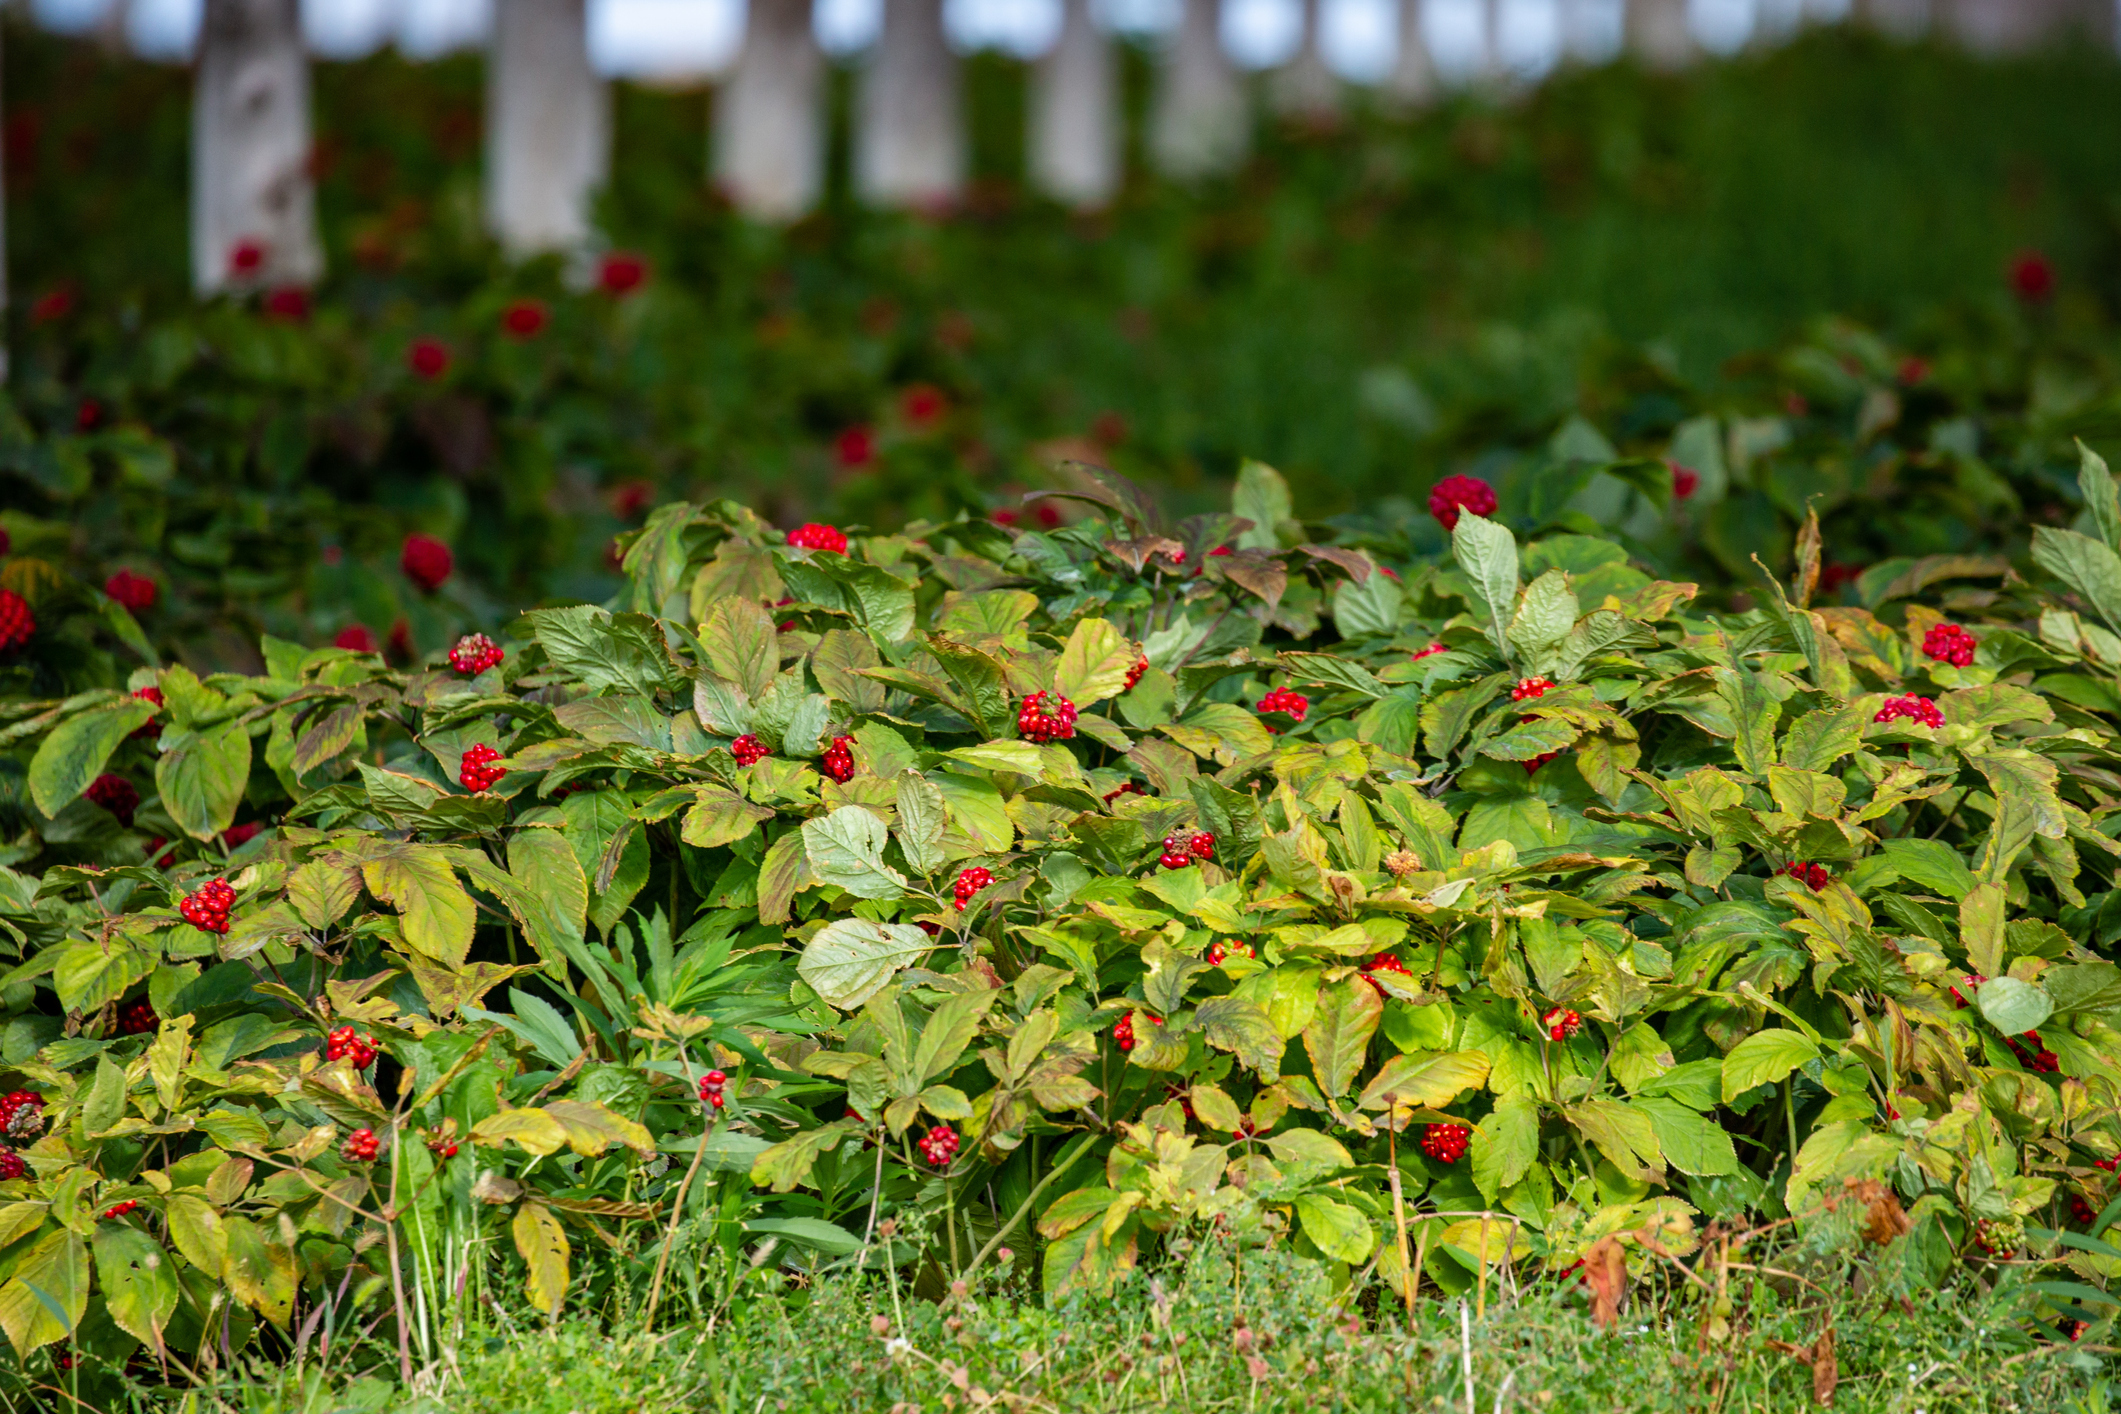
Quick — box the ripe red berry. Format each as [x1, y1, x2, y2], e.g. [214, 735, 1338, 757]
[179, 878, 236, 935]
[1779, 861, 1832, 892]
[0, 1151, 25, 1181]
[1874, 694, 1943, 728]
[1411, 642, 1447, 662]
[1017, 690, 1079, 743]
[1523, 751, 1560, 775]
[0, 1092, 45, 1145]
[786, 522, 849, 554]
[698, 1068, 730, 1109]
[1206, 940, 1255, 965]
[116, 999, 157, 1037]
[85, 773, 139, 827]
[459, 743, 506, 793]
[1427, 475, 1497, 531]
[1511, 677, 1554, 702]
[341, 1128, 380, 1164]
[598, 251, 647, 296]
[1362, 952, 1412, 994]
[1159, 832, 1212, 870]
[1949, 973, 1987, 1008]
[1124, 655, 1149, 691]
[263, 287, 308, 322]
[918, 1124, 960, 1167]
[401, 534, 453, 593]
[406, 337, 451, 380]
[99, 1200, 139, 1220]
[821, 735, 856, 783]
[1102, 781, 1145, 805]
[1190, 832, 1216, 860]
[104, 570, 155, 614]
[30, 287, 74, 325]
[1255, 689, 1309, 730]
[1670, 463, 1700, 501]
[228, 238, 267, 277]
[129, 685, 163, 741]
[223, 822, 261, 849]
[834, 427, 876, 469]
[953, 866, 994, 912]
[334, 624, 378, 654]
[731, 734, 768, 767]
[0, 588, 35, 651]
[326, 1027, 379, 1069]
[1113, 1012, 1161, 1052]
[501, 299, 549, 339]
[427, 1133, 459, 1160]
[2011, 249, 2055, 304]
[1421, 1123, 1471, 1164]
[1542, 1008, 1582, 1042]
[1921, 623, 1977, 668]
[448, 633, 504, 675]
[901, 384, 947, 426]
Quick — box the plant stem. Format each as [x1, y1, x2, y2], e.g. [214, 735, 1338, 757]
[961, 1134, 1098, 1282]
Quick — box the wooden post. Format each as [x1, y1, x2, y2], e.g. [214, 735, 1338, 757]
[857, 0, 964, 208]
[1626, 0, 1695, 69]
[485, 0, 610, 257]
[192, 0, 322, 295]
[1030, 0, 1120, 208]
[1386, 0, 1438, 108]
[1938, 0, 2072, 51]
[1853, 0, 1932, 37]
[715, 0, 826, 221]
[1152, 0, 1247, 177]
[1273, 0, 1341, 119]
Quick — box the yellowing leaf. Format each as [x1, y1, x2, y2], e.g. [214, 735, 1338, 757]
[512, 1203, 571, 1318]
[359, 844, 474, 969]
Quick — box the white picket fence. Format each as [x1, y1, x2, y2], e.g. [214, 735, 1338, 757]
[13, 0, 2121, 301]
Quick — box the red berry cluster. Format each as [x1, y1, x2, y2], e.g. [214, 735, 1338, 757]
[1113, 1012, 1161, 1052]
[821, 735, 856, 782]
[1671, 464, 1700, 500]
[1512, 677, 1554, 702]
[427, 1132, 459, 1159]
[448, 633, 504, 675]
[2072, 1193, 2099, 1227]
[1523, 751, 1559, 775]
[0, 588, 34, 651]
[1255, 689, 1310, 729]
[0, 1151, 25, 1181]
[1921, 623, 1977, 667]
[1428, 475, 1497, 531]
[2008, 1031, 2061, 1074]
[1160, 831, 1215, 869]
[731, 734, 769, 766]
[129, 685, 163, 739]
[0, 1092, 45, 1144]
[1103, 781, 1145, 805]
[1874, 694, 1944, 728]
[1124, 655, 1149, 691]
[459, 743, 506, 793]
[326, 1027, 379, 1068]
[1542, 1008, 1582, 1041]
[1362, 953, 1413, 994]
[1206, 940, 1256, 965]
[501, 299, 549, 339]
[116, 1000, 158, 1036]
[100, 1200, 139, 1220]
[786, 522, 849, 554]
[953, 867, 993, 911]
[1411, 642, 1448, 662]
[698, 1068, 730, 1111]
[85, 773, 139, 827]
[1949, 973, 1987, 1008]
[105, 571, 156, 614]
[1017, 690, 1078, 743]
[1421, 1123, 1472, 1164]
[918, 1124, 960, 1167]
[1780, 862, 1832, 892]
[341, 1128, 380, 1164]
[180, 878, 236, 935]
[2096, 1155, 2120, 1173]
[401, 534, 453, 593]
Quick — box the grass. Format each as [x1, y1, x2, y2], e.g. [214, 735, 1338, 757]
[178, 1243, 2110, 1414]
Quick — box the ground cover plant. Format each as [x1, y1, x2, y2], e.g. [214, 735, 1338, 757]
[0, 449, 2116, 1405]
[6, 26, 2121, 669]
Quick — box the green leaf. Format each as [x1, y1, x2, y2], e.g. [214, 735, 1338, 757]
[742, 1217, 865, 1257]
[523, 605, 672, 694]
[2033, 527, 2121, 637]
[813, 630, 885, 713]
[1294, 1194, 1375, 1265]
[1233, 460, 1292, 550]
[0, 1227, 87, 1356]
[1978, 976, 2053, 1037]
[756, 829, 807, 926]
[1452, 513, 1520, 654]
[1961, 882, 2006, 976]
[94, 1226, 180, 1347]
[51, 938, 153, 1013]
[912, 991, 999, 1085]
[798, 919, 933, 1009]
[359, 844, 475, 969]
[1331, 573, 1404, 638]
[699, 596, 780, 700]
[1303, 976, 1383, 1098]
[1635, 1095, 1739, 1176]
[680, 786, 774, 849]
[1880, 838, 1977, 901]
[894, 771, 949, 876]
[1507, 569, 1579, 662]
[1969, 748, 2067, 883]
[801, 805, 908, 901]
[1470, 1093, 1540, 1199]
[1720, 1029, 1819, 1103]
[1055, 618, 1137, 705]
[28, 698, 156, 817]
[751, 1121, 855, 1193]
[507, 829, 588, 969]
[155, 719, 251, 841]
[935, 772, 1014, 854]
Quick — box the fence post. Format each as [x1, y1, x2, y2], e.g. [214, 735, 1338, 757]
[715, 0, 826, 221]
[1273, 0, 1341, 118]
[1030, 0, 1120, 208]
[485, 0, 610, 256]
[1626, 0, 1695, 69]
[857, 0, 964, 208]
[1937, 0, 2071, 51]
[192, 0, 322, 295]
[1852, 0, 1932, 37]
[1386, 0, 1438, 109]
[1152, 0, 1247, 177]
